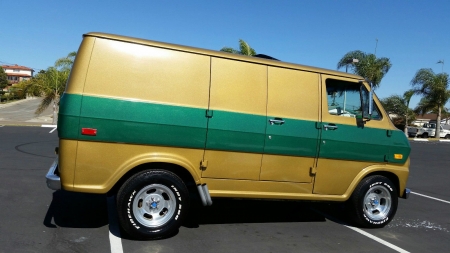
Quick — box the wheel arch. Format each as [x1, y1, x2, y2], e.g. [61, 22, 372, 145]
[343, 165, 408, 200]
[108, 161, 199, 196]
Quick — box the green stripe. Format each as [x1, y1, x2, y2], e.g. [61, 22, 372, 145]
[206, 110, 266, 153]
[63, 94, 208, 149]
[264, 119, 319, 157]
[319, 123, 410, 164]
[58, 94, 410, 163]
[58, 93, 82, 140]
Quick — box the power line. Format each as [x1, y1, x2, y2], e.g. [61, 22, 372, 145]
[0, 60, 44, 71]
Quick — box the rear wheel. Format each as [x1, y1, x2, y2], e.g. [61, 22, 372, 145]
[348, 175, 398, 228]
[422, 132, 428, 138]
[116, 169, 190, 239]
[445, 134, 450, 139]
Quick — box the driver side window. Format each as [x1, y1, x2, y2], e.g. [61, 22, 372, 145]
[326, 79, 362, 118]
[326, 79, 382, 120]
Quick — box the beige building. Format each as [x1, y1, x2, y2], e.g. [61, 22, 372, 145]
[1, 64, 34, 90]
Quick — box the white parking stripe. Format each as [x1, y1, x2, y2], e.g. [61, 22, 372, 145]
[41, 124, 57, 133]
[411, 192, 450, 204]
[107, 196, 124, 253]
[312, 208, 410, 253]
[344, 225, 410, 253]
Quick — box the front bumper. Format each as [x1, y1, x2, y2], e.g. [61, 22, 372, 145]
[46, 158, 61, 190]
[402, 188, 411, 199]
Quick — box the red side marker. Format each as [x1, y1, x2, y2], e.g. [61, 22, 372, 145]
[81, 128, 97, 136]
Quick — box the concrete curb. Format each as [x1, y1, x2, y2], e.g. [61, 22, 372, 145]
[410, 138, 450, 142]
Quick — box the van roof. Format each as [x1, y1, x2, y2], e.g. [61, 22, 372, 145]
[84, 32, 364, 80]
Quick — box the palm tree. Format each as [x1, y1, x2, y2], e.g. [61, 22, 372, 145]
[381, 89, 415, 134]
[337, 50, 392, 90]
[411, 68, 450, 138]
[220, 39, 256, 56]
[20, 52, 76, 124]
[55, 51, 76, 71]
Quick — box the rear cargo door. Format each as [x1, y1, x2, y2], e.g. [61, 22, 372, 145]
[201, 57, 267, 180]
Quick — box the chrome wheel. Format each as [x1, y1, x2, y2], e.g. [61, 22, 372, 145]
[132, 184, 176, 228]
[363, 185, 392, 221]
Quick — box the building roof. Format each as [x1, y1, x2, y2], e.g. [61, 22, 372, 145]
[5, 73, 32, 77]
[416, 113, 438, 120]
[1, 64, 34, 71]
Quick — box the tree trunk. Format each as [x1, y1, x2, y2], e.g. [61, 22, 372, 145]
[52, 101, 57, 125]
[52, 94, 60, 125]
[436, 106, 442, 139]
[404, 116, 408, 136]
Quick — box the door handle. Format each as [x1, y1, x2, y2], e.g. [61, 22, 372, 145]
[269, 118, 285, 125]
[323, 124, 338, 131]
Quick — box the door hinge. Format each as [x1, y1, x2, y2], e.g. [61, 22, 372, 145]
[315, 122, 323, 129]
[310, 166, 317, 175]
[200, 160, 208, 170]
[387, 130, 393, 137]
[205, 110, 213, 118]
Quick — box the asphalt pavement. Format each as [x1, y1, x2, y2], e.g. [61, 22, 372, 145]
[0, 127, 449, 253]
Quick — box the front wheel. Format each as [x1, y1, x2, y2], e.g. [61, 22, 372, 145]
[422, 132, 428, 138]
[116, 169, 190, 239]
[445, 134, 450, 139]
[348, 175, 398, 228]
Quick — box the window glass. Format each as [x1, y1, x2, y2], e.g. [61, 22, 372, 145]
[326, 79, 362, 118]
[325, 79, 382, 120]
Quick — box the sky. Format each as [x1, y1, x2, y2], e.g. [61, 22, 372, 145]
[1, 0, 449, 108]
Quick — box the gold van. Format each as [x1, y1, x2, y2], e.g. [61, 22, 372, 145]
[46, 32, 410, 239]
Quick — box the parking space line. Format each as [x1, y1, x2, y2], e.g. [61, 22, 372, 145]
[344, 225, 410, 253]
[312, 208, 410, 253]
[41, 124, 57, 133]
[411, 192, 450, 204]
[107, 196, 124, 253]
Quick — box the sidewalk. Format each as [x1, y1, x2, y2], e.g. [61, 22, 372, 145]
[0, 97, 54, 126]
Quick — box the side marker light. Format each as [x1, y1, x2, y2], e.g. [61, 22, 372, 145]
[81, 128, 97, 136]
[394, 154, 403, 160]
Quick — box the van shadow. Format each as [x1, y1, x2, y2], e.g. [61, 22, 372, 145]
[42, 191, 352, 239]
[182, 199, 350, 228]
[43, 190, 108, 228]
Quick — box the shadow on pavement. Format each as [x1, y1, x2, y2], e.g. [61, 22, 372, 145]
[43, 190, 108, 228]
[42, 191, 354, 240]
[182, 199, 342, 228]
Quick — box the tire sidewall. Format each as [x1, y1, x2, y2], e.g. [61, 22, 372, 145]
[352, 176, 398, 228]
[117, 170, 189, 239]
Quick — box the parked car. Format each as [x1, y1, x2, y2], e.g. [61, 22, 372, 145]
[408, 123, 450, 138]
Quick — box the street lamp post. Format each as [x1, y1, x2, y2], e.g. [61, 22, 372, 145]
[437, 60, 444, 73]
[346, 58, 359, 73]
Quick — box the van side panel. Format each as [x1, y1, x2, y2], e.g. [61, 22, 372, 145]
[58, 36, 95, 140]
[58, 139, 78, 191]
[65, 37, 95, 95]
[73, 141, 204, 193]
[72, 37, 210, 191]
[83, 38, 210, 108]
